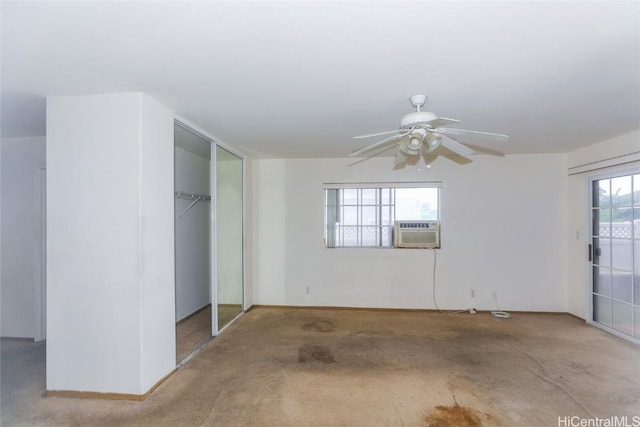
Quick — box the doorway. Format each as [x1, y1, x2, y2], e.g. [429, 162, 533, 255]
[590, 171, 640, 342]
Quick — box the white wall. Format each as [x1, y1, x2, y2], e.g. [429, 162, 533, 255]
[567, 130, 640, 319]
[252, 154, 568, 312]
[174, 146, 211, 321]
[0, 137, 46, 338]
[251, 159, 286, 305]
[139, 95, 176, 392]
[47, 93, 175, 395]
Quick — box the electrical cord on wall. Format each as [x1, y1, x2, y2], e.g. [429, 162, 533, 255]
[431, 248, 469, 314]
[491, 292, 511, 319]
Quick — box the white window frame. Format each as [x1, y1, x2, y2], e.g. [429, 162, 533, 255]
[324, 182, 442, 248]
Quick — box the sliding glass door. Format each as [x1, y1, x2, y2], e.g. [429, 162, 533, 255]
[591, 172, 640, 342]
[215, 146, 244, 331]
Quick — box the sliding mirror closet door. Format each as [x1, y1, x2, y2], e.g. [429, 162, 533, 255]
[215, 146, 243, 330]
[174, 124, 212, 363]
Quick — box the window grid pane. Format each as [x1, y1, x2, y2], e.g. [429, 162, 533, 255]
[326, 186, 438, 248]
[592, 173, 640, 342]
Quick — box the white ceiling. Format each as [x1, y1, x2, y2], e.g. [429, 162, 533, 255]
[2, 1, 639, 158]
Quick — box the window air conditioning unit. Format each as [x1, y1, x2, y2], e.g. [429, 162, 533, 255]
[394, 220, 440, 248]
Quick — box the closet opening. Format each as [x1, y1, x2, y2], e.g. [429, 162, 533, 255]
[173, 120, 246, 365]
[174, 123, 213, 364]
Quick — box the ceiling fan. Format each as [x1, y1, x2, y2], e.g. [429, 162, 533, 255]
[350, 94, 508, 166]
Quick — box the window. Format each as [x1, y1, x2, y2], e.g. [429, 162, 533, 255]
[324, 183, 440, 248]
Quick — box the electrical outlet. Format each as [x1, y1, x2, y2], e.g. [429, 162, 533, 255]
[470, 289, 476, 298]
[306, 286, 311, 296]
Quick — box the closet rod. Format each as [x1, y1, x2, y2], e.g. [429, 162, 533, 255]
[175, 191, 211, 218]
[175, 190, 211, 201]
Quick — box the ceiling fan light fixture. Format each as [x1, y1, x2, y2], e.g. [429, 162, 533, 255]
[409, 128, 426, 142]
[400, 138, 422, 156]
[400, 127, 426, 155]
[401, 147, 421, 156]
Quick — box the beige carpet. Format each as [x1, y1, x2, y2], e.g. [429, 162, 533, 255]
[2, 307, 639, 426]
[176, 304, 243, 362]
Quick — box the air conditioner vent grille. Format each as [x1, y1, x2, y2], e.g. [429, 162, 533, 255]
[397, 222, 434, 229]
[394, 220, 440, 248]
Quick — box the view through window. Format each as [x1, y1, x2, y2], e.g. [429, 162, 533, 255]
[591, 172, 640, 342]
[324, 184, 440, 248]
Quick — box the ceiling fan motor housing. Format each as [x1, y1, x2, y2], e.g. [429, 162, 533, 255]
[400, 111, 438, 129]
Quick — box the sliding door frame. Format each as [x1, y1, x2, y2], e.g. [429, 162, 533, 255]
[587, 165, 640, 345]
[174, 116, 246, 338]
[212, 143, 246, 334]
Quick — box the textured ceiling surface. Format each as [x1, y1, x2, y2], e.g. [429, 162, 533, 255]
[2, 1, 639, 158]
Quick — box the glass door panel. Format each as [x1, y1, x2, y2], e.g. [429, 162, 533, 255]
[215, 146, 243, 331]
[591, 172, 639, 342]
[174, 123, 212, 363]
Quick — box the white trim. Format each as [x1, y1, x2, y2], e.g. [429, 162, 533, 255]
[173, 115, 248, 160]
[173, 116, 214, 143]
[569, 151, 640, 176]
[323, 181, 442, 189]
[210, 143, 218, 336]
[583, 173, 591, 326]
[137, 99, 144, 390]
[242, 155, 248, 311]
[174, 120, 213, 144]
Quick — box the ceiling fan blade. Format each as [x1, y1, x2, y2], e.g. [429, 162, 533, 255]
[420, 141, 433, 158]
[348, 132, 408, 157]
[461, 143, 505, 157]
[394, 151, 408, 166]
[353, 129, 403, 139]
[420, 141, 435, 166]
[440, 128, 509, 142]
[427, 117, 460, 128]
[440, 135, 476, 157]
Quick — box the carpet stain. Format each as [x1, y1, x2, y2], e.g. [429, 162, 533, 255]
[425, 403, 484, 427]
[298, 345, 335, 364]
[450, 353, 485, 367]
[302, 320, 336, 333]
